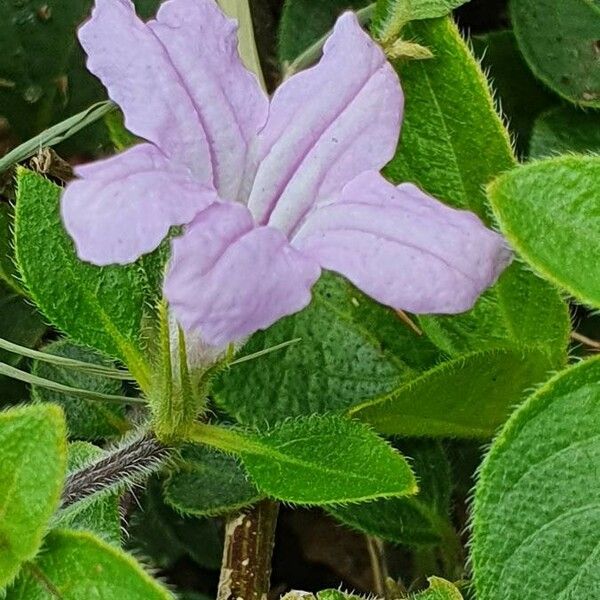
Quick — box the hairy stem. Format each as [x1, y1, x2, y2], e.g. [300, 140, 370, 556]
[60, 432, 171, 509]
[217, 499, 280, 600]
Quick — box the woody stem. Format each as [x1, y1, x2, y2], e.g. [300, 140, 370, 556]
[217, 499, 280, 600]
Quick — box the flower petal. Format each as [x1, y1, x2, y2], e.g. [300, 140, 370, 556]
[293, 172, 512, 314]
[247, 12, 402, 235]
[164, 203, 321, 346]
[79, 0, 268, 192]
[62, 144, 219, 266]
[149, 0, 268, 200]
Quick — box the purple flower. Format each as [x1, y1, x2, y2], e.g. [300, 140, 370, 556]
[61, 0, 511, 346]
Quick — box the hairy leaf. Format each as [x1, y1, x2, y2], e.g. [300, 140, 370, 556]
[471, 30, 555, 154]
[511, 0, 600, 107]
[31, 340, 130, 440]
[529, 105, 600, 158]
[165, 445, 262, 517]
[129, 478, 222, 570]
[6, 529, 173, 599]
[215, 274, 441, 426]
[489, 155, 600, 308]
[328, 441, 456, 546]
[0, 404, 67, 587]
[472, 356, 600, 599]
[349, 347, 555, 437]
[0, 205, 24, 294]
[375, 0, 470, 27]
[192, 415, 417, 505]
[383, 17, 569, 357]
[14, 169, 155, 388]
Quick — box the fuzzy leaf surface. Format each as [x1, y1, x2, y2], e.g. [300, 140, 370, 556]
[349, 347, 555, 437]
[471, 30, 555, 154]
[375, 0, 470, 26]
[472, 356, 600, 599]
[489, 155, 600, 308]
[31, 340, 130, 440]
[328, 441, 454, 545]
[0, 404, 66, 587]
[14, 169, 156, 382]
[511, 0, 600, 107]
[529, 105, 600, 158]
[383, 17, 569, 357]
[165, 445, 262, 517]
[215, 274, 441, 426]
[195, 415, 417, 505]
[0, 205, 24, 294]
[6, 529, 173, 599]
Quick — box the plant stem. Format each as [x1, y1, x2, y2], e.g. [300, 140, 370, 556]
[60, 432, 171, 509]
[571, 331, 600, 351]
[217, 499, 280, 600]
[366, 536, 389, 599]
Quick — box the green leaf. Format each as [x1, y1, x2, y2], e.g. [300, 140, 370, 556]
[511, 0, 600, 107]
[278, 0, 370, 64]
[488, 155, 600, 308]
[31, 340, 130, 440]
[529, 105, 600, 158]
[471, 30, 556, 154]
[316, 592, 363, 600]
[285, 578, 463, 600]
[375, 0, 470, 24]
[215, 274, 441, 426]
[165, 445, 262, 517]
[382, 16, 569, 357]
[6, 529, 173, 599]
[104, 109, 139, 152]
[385, 18, 513, 216]
[191, 415, 417, 505]
[472, 356, 600, 600]
[14, 169, 154, 389]
[55, 442, 121, 546]
[0, 204, 24, 294]
[349, 347, 555, 437]
[0, 404, 67, 588]
[328, 441, 456, 546]
[129, 478, 222, 570]
[412, 577, 463, 599]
